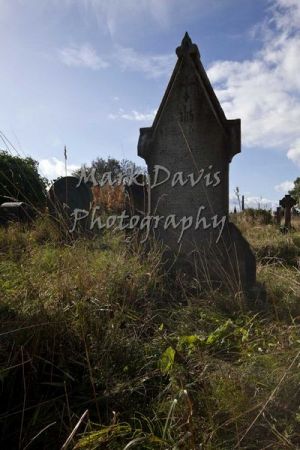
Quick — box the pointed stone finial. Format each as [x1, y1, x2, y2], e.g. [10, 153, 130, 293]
[182, 32, 192, 48]
[176, 32, 200, 58]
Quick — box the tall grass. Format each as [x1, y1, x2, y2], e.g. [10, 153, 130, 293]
[0, 214, 300, 449]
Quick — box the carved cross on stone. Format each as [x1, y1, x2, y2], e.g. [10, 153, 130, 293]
[279, 194, 296, 228]
[183, 91, 190, 102]
[178, 80, 197, 103]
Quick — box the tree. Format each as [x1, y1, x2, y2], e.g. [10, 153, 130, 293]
[0, 151, 47, 208]
[73, 156, 145, 183]
[90, 157, 122, 179]
[289, 177, 300, 206]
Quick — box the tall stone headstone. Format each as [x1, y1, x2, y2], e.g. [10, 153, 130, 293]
[138, 33, 256, 292]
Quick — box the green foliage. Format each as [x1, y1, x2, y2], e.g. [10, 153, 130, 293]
[241, 208, 273, 224]
[237, 221, 300, 267]
[0, 150, 47, 207]
[73, 156, 145, 182]
[289, 176, 300, 205]
[159, 346, 176, 374]
[0, 217, 300, 449]
[177, 334, 201, 353]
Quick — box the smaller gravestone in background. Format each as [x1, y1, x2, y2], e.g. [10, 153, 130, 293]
[124, 175, 148, 217]
[48, 176, 92, 231]
[279, 194, 296, 229]
[0, 202, 35, 225]
[242, 195, 245, 211]
[275, 206, 282, 226]
[138, 33, 256, 293]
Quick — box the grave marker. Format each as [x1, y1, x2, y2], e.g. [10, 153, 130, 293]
[48, 176, 92, 230]
[279, 194, 296, 229]
[138, 33, 256, 292]
[275, 206, 282, 226]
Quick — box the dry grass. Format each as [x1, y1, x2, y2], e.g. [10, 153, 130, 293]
[0, 214, 300, 449]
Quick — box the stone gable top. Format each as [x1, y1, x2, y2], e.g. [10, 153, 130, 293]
[138, 32, 241, 163]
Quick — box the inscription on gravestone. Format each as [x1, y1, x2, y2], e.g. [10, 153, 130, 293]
[138, 33, 256, 292]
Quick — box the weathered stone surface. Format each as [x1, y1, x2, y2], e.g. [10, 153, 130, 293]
[48, 176, 92, 229]
[0, 202, 35, 225]
[279, 194, 296, 229]
[138, 33, 256, 292]
[124, 175, 148, 217]
[275, 206, 282, 225]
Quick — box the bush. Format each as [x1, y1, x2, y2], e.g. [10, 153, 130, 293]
[0, 151, 47, 209]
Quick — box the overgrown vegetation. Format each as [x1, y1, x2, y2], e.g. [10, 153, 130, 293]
[232, 208, 273, 225]
[289, 177, 300, 206]
[0, 151, 47, 208]
[0, 215, 300, 449]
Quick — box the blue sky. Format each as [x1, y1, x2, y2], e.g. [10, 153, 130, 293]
[0, 0, 299, 209]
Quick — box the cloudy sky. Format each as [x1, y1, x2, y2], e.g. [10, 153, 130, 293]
[0, 0, 299, 209]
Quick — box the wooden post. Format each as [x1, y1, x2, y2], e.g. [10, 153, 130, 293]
[64, 146, 68, 205]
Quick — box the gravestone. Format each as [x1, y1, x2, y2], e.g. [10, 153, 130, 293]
[48, 176, 92, 230]
[125, 174, 148, 217]
[138, 33, 256, 292]
[279, 194, 296, 229]
[275, 206, 282, 225]
[0, 202, 35, 225]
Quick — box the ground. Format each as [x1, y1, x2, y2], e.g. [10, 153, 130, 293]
[0, 213, 300, 449]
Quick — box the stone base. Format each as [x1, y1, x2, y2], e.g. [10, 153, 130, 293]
[161, 221, 257, 296]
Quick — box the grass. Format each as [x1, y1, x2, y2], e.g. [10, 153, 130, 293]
[0, 215, 300, 449]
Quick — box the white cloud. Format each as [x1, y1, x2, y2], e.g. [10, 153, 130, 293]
[113, 45, 175, 78]
[58, 42, 173, 78]
[274, 180, 295, 193]
[59, 44, 109, 70]
[39, 157, 80, 179]
[72, 0, 170, 35]
[230, 194, 276, 211]
[207, 0, 300, 165]
[108, 108, 157, 121]
[271, 0, 300, 31]
[0, 0, 12, 21]
[73, 0, 209, 36]
[287, 138, 300, 166]
[245, 196, 276, 210]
